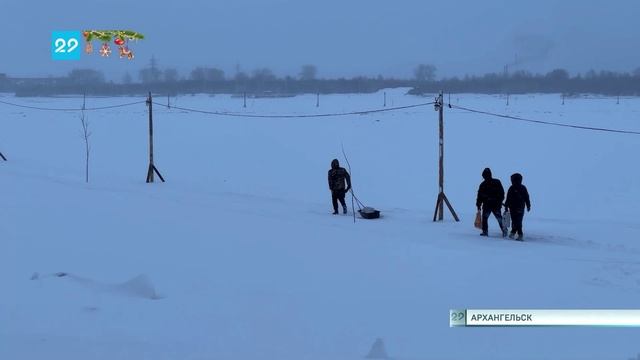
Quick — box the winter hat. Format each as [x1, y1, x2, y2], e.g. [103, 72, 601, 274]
[331, 159, 340, 169]
[482, 168, 492, 180]
[511, 173, 523, 185]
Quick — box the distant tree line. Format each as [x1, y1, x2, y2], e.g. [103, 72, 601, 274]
[410, 68, 640, 96]
[3, 63, 640, 97]
[7, 62, 413, 97]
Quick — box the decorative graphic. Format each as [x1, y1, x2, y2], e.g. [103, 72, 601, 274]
[83, 30, 144, 60]
[99, 42, 112, 57]
[51, 31, 82, 60]
[52, 30, 144, 61]
[118, 46, 133, 59]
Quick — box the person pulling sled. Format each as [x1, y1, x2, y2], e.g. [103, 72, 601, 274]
[328, 159, 352, 215]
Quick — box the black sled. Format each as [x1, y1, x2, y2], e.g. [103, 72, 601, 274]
[358, 206, 381, 219]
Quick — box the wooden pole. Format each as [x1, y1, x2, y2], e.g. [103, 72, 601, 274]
[437, 92, 445, 220]
[316, 92, 320, 107]
[383, 92, 387, 107]
[243, 92, 247, 108]
[562, 94, 565, 105]
[146, 92, 154, 183]
[146, 92, 165, 183]
[433, 90, 459, 222]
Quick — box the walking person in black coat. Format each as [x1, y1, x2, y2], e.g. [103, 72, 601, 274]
[505, 173, 531, 241]
[476, 168, 507, 237]
[328, 159, 352, 215]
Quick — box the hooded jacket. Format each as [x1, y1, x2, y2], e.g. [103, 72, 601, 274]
[505, 173, 531, 212]
[476, 168, 505, 209]
[328, 159, 352, 191]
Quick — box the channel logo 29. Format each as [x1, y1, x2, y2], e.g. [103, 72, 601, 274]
[51, 31, 81, 60]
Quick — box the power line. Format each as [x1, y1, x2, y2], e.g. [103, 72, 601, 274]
[151, 101, 435, 119]
[84, 101, 147, 111]
[5, 95, 635, 136]
[0, 99, 146, 111]
[450, 104, 640, 135]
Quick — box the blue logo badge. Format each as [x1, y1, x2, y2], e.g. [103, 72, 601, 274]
[51, 31, 81, 60]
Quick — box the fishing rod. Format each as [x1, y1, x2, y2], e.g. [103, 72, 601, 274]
[341, 143, 357, 223]
[341, 143, 367, 222]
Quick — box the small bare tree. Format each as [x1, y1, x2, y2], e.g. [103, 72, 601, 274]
[80, 97, 91, 183]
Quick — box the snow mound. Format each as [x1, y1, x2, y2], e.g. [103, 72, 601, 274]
[30, 272, 163, 300]
[365, 338, 390, 359]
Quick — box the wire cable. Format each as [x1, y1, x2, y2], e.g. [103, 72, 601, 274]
[0, 99, 146, 112]
[450, 104, 640, 135]
[152, 101, 435, 119]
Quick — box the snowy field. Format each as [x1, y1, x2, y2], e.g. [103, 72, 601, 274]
[1, 89, 639, 360]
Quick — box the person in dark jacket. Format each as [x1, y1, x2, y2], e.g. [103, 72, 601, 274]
[476, 168, 506, 237]
[328, 159, 352, 214]
[504, 173, 531, 241]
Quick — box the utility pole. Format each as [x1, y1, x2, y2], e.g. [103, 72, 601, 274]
[433, 91, 459, 222]
[146, 92, 165, 183]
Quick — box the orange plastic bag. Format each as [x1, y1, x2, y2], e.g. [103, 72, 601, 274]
[474, 210, 482, 229]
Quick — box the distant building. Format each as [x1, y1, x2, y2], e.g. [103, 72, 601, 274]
[0, 74, 67, 95]
[7, 76, 64, 86]
[0, 73, 7, 91]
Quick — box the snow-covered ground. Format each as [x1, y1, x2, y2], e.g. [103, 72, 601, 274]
[1, 90, 639, 360]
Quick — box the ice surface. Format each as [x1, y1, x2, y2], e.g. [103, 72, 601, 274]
[1, 90, 639, 360]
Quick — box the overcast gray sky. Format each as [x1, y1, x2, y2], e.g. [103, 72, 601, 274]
[2, 0, 639, 80]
